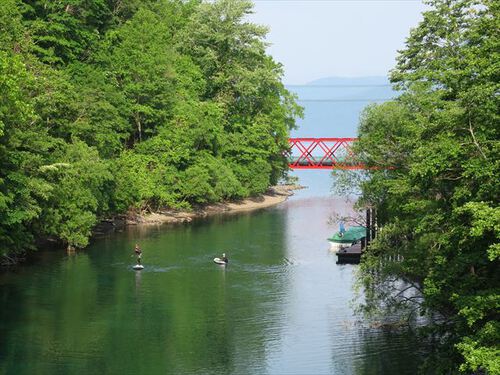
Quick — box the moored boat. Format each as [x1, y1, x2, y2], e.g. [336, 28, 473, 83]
[328, 226, 366, 252]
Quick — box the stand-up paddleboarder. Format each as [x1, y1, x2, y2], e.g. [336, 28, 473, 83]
[134, 244, 142, 264]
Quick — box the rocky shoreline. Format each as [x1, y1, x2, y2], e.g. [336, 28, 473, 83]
[93, 184, 305, 233]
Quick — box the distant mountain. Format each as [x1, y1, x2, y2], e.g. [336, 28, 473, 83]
[287, 76, 397, 138]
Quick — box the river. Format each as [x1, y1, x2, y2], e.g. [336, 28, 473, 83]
[0, 171, 424, 374]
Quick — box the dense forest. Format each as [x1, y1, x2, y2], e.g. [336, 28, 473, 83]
[337, 0, 499, 373]
[0, 0, 301, 262]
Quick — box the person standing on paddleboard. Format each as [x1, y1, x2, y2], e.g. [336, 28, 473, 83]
[134, 244, 142, 264]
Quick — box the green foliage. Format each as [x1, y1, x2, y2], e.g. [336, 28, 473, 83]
[0, 49, 52, 258]
[20, 0, 113, 65]
[339, 0, 500, 372]
[0, 0, 26, 53]
[100, 7, 177, 143]
[37, 141, 112, 248]
[111, 150, 184, 212]
[0, 0, 301, 260]
[67, 64, 131, 157]
[177, 0, 302, 185]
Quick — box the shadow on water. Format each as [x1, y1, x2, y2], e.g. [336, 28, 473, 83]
[0, 194, 427, 374]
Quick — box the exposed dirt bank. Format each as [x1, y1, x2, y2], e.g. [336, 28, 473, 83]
[123, 184, 305, 226]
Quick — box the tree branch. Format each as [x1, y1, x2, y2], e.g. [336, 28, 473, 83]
[468, 116, 487, 161]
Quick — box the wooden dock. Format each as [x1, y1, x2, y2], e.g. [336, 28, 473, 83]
[336, 243, 362, 264]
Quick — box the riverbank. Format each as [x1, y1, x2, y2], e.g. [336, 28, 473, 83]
[1, 185, 304, 266]
[123, 184, 305, 226]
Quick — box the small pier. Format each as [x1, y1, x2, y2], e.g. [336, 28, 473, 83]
[334, 208, 378, 265]
[336, 243, 362, 264]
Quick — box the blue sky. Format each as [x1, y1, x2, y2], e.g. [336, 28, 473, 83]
[248, 0, 427, 84]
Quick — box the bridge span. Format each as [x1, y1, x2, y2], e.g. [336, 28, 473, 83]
[288, 138, 365, 170]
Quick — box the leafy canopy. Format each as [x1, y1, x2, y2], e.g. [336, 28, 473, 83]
[0, 0, 301, 257]
[336, 0, 499, 373]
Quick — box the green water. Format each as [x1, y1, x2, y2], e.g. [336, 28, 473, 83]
[0, 192, 424, 374]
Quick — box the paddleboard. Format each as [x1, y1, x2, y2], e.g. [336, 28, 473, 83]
[213, 257, 227, 265]
[133, 264, 144, 270]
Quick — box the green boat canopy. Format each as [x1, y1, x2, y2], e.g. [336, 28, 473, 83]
[328, 226, 366, 243]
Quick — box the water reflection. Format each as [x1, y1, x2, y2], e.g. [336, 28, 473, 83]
[134, 269, 142, 294]
[0, 196, 425, 374]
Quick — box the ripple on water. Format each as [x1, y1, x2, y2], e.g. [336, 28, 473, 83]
[140, 265, 181, 272]
[0, 196, 427, 375]
[235, 260, 297, 275]
[111, 259, 183, 273]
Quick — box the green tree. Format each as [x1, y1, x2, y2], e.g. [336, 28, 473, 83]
[0, 50, 52, 261]
[68, 64, 131, 158]
[178, 0, 302, 192]
[0, 0, 301, 263]
[100, 7, 177, 144]
[37, 141, 112, 248]
[20, 0, 113, 65]
[343, 1, 499, 373]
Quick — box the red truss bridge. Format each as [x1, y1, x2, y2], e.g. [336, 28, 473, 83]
[288, 138, 364, 170]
